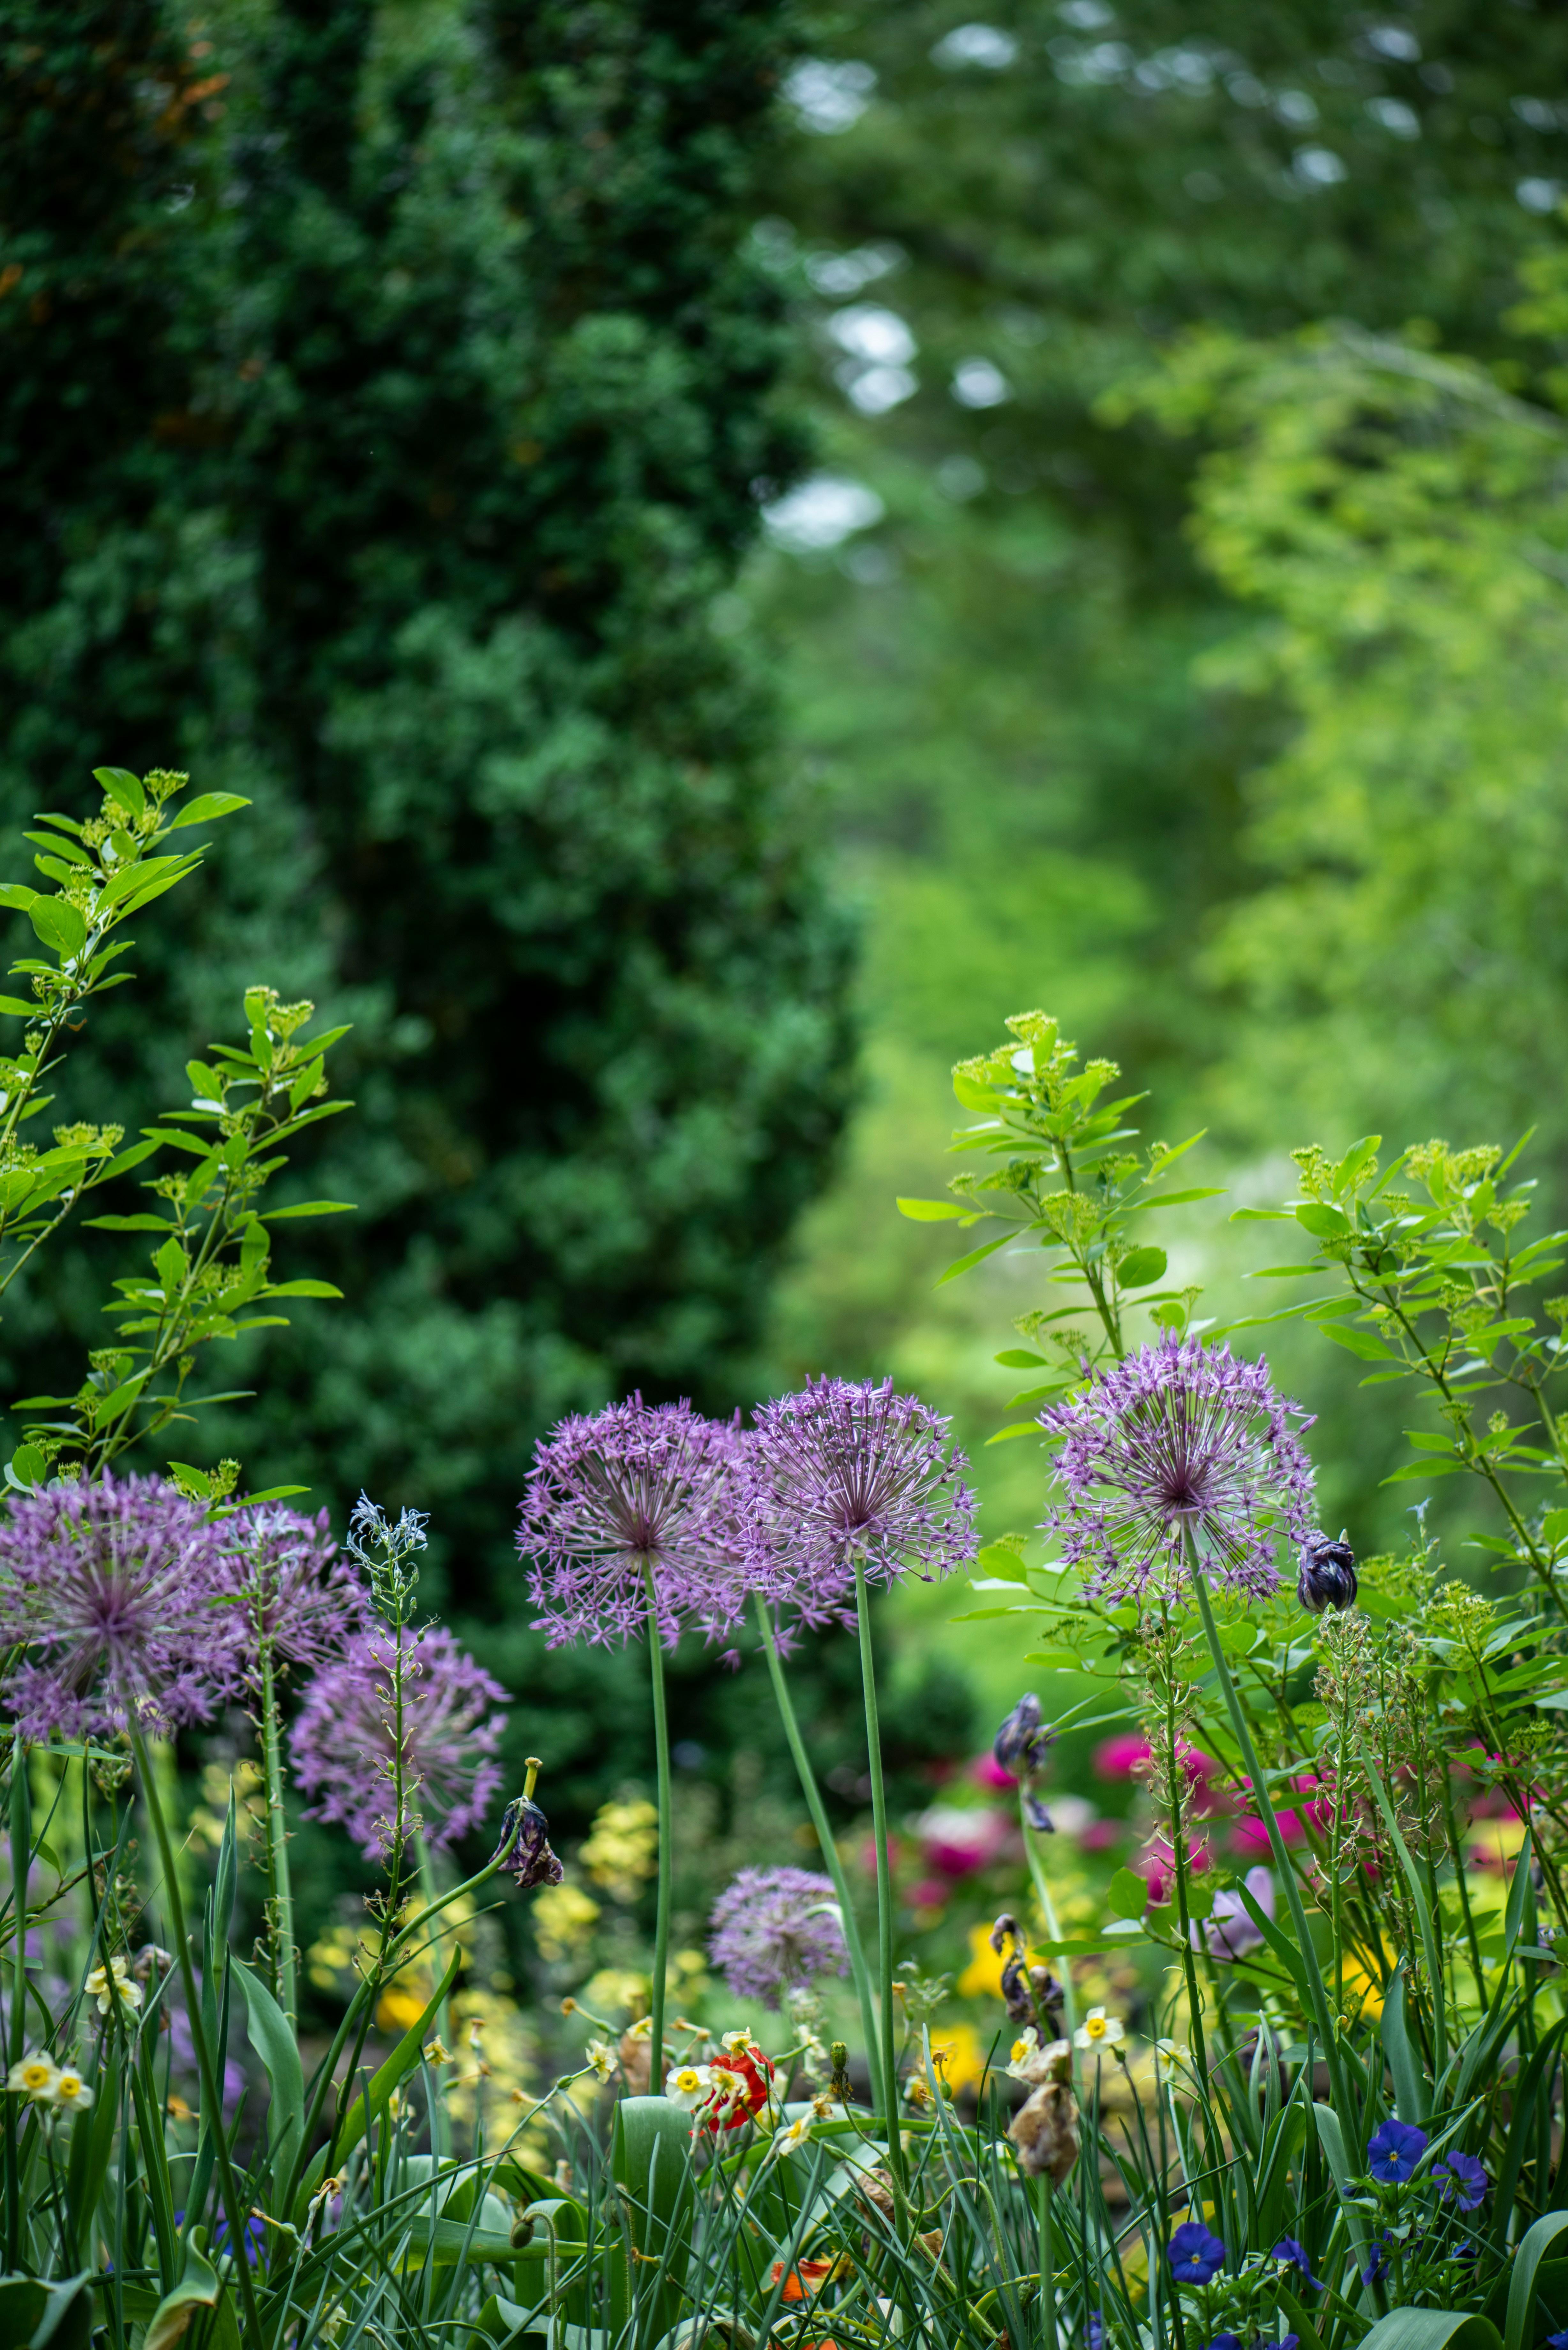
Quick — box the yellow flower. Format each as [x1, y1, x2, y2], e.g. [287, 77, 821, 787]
[1073, 2006, 1125, 2052]
[929, 2023, 991, 2095]
[6, 2054, 59, 2104]
[52, 2068, 92, 2112]
[585, 2040, 616, 2082]
[773, 2112, 814, 2156]
[85, 1955, 142, 2018]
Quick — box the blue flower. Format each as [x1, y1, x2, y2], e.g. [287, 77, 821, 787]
[1367, 2118, 1428, 2183]
[1433, 2151, 1488, 2211]
[1271, 2236, 1323, 2290]
[1086, 2319, 1103, 2350]
[1205, 2336, 1243, 2350]
[1362, 2231, 1396, 2285]
[1168, 2222, 1226, 2284]
[1544, 2331, 1568, 2350]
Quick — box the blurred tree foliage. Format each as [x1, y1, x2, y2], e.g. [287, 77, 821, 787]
[0, 0, 868, 1831]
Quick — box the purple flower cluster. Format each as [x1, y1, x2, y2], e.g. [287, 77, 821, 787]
[290, 1621, 507, 1857]
[517, 1378, 976, 1652]
[0, 1475, 236, 1740]
[217, 1503, 365, 1682]
[707, 1866, 848, 2006]
[1039, 1334, 1317, 1603]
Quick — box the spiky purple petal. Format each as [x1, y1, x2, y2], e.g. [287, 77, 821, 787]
[216, 1503, 366, 1683]
[707, 1866, 848, 2006]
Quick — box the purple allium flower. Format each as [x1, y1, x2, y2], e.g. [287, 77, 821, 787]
[1434, 2150, 1488, 2210]
[216, 1503, 366, 1684]
[707, 1866, 848, 2007]
[0, 1474, 236, 1740]
[1167, 2221, 1225, 2284]
[290, 1622, 507, 1857]
[747, 1377, 976, 1631]
[1367, 2117, 1428, 2183]
[517, 1397, 749, 1650]
[1272, 2237, 1324, 2289]
[1038, 1335, 1316, 1603]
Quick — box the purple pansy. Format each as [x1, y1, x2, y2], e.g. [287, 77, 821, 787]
[1271, 2236, 1324, 2289]
[1167, 2221, 1226, 2284]
[707, 1867, 849, 2007]
[1433, 2151, 1488, 2210]
[1367, 2117, 1429, 2184]
[0, 1474, 237, 1740]
[746, 1376, 976, 1633]
[1038, 1334, 1316, 1603]
[517, 1397, 749, 1650]
[291, 1621, 507, 1856]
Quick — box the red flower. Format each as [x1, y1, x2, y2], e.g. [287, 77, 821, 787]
[692, 2038, 775, 2133]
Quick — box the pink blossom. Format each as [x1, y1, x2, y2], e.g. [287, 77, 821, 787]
[1094, 1734, 1151, 1779]
[1134, 1837, 1211, 1904]
[972, 1753, 1018, 1790]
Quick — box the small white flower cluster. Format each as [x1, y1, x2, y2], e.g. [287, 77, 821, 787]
[6, 2053, 92, 2112]
[87, 1955, 143, 2019]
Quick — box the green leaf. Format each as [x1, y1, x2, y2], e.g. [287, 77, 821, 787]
[1358, 2316, 1502, 2350]
[0, 885, 39, 914]
[165, 792, 252, 830]
[84, 1214, 174, 1233]
[0, 997, 37, 1017]
[143, 2241, 237, 2350]
[1333, 1134, 1383, 1189]
[1295, 1201, 1350, 1239]
[1319, 1321, 1403, 1363]
[985, 1422, 1044, 1444]
[1506, 2212, 1568, 2350]
[263, 1278, 344, 1299]
[1117, 1245, 1167, 1288]
[29, 897, 86, 957]
[936, 1232, 1014, 1285]
[1140, 1186, 1225, 1208]
[1106, 1867, 1148, 1919]
[261, 1199, 357, 1220]
[952, 1070, 997, 1112]
[896, 1197, 969, 1221]
[93, 765, 146, 816]
[232, 1955, 305, 2180]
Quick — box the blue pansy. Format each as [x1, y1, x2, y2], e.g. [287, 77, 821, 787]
[1167, 2221, 1226, 2284]
[1367, 2118, 1429, 2184]
[1271, 2236, 1324, 2290]
[1434, 2151, 1488, 2211]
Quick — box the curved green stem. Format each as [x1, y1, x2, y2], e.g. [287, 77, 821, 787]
[643, 1561, 672, 2081]
[852, 1559, 902, 2175]
[753, 1593, 883, 2109]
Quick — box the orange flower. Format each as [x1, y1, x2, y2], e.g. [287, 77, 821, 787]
[770, 2259, 834, 2302]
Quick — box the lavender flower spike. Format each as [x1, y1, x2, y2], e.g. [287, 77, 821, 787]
[0, 1474, 237, 1741]
[517, 1396, 749, 1649]
[747, 1376, 976, 1629]
[217, 1503, 367, 1684]
[1039, 1334, 1317, 1604]
[708, 1866, 848, 2006]
[290, 1622, 507, 1857]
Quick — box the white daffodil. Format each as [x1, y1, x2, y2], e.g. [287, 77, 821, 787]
[773, 2112, 814, 2158]
[1153, 2038, 1190, 2069]
[1005, 2026, 1043, 2081]
[667, 2064, 713, 2112]
[1073, 2006, 1125, 2053]
[585, 2040, 616, 2082]
[51, 2067, 92, 2113]
[86, 1955, 142, 2019]
[6, 2053, 59, 2104]
[720, 2029, 762, 2058]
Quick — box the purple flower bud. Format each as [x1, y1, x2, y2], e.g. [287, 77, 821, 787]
[1297, 1530, 1357, 1615]
[490, 1796, 563, 1890]
[994, 1692, 1052, 1779]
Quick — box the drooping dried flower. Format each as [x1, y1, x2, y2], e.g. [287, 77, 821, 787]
[1297, 1529, 1358, 1614]
[994, 1692, 1055, 1831]
[217, 1503, 366, 1683]
[290, 1622, 507, 1856]
[489, 1796, 564, 1890]
[517, 1398, 749, 1649]
[747, 1377, 976, 1632]
[0, 1474, 236, 1740]
[707, 1867, 848, 2008]
[1007, 2039, 1078, 2183]
[1039, 1334, 1317, 1603]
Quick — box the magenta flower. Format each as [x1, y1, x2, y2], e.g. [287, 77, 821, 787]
[216, 1503, 366, 1684]
[747, 1376, 976, 1632]
[0, 1474, 237, 1740]
[707, 1866, 848, 2006]
[290, 1622, 507, 1856]
[1039, 1335, 1317, 1603]
[517, 1397, 749, 1650]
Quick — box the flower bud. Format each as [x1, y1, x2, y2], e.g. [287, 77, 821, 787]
[993, 1693, 1052, 1779]
[1297, 1530, 1357, 1615]
[490, 1795, 564, 1889]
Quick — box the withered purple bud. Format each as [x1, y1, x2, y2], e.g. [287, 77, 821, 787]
[1296, 1530, 1357, 1615]
[491, 1795, 564, 1890]
[994, 1692, 1052, 1779]
[1023, 1792, 1054, 1833]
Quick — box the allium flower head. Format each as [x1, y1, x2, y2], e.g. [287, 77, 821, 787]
[517, 1398, 748, 1650]
[217, 1503, 366, 1682]
[747, 1377, 976, 1629]
[290, 1622, 507, 1857]
[1039, 1335, 1316, 1603]
[707, 1866, 848, 2007]
[0, 1474, 236, 1740]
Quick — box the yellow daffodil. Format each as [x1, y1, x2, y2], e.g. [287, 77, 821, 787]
[52, 2068, 92, 2112]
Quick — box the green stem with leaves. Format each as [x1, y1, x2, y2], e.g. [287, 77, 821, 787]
[853, 1558, 902, 2175]
[643, 1561, 672, 2082]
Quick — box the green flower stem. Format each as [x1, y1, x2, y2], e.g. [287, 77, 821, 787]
[1020, 1812, 1078, 2046]
[258, 1646, 296, 2028]
[1038, 2173, 1058, 2350]
[753, 1592, 883, 2109]
[1184, 1536, 1351, 2123]
[853, 1558, 903, 2176]
[643, 1560, 672, 2082]
[416, 1835, 450, 2157]
[130, 1728, 267, 2350]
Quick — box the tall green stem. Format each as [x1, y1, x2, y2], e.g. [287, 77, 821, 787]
[753, 1593, 883, 2109]
[643, 1562, 672, 2083]
[1184, 1537, 1351, 2123]
[130, 1730, 267, 2350]
[416, 1836, 450, 2157]
[258, 1647, 296, 2028]
[1038, 2174, 1058, 2350]
[853, 1560, 902, 2173]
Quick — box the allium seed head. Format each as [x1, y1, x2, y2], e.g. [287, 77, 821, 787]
[0, 1474, 237, 1740]
[517, 1398, 750, 1649]
[707, 1867, 848, 2008]
[216, 1503, 366, 1683]
[290, 1622, 507, 1857]
[746, 1377, 976, 1630]
[1039, 1335, 1316, 1603]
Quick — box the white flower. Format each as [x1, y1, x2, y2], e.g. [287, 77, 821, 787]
[1073, 2006, 1125, 2053]
[1005, 2027, 1043, 2082]
[720, 2029, 762, 2056]
[52, 2067, 92, 2112]
[585, 2040, 616, 2083]
[6, 2053, 59, 2104]
[773, 2112, 814, 2157]
[1154, 2038, 1190, 2069]
[667, 2064, 713, 2112]
[1007, 2028, 1072, 2086]
[86, 1955, 142, 2018]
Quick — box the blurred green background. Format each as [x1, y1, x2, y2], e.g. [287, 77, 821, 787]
[9, 0, 1568, 1950]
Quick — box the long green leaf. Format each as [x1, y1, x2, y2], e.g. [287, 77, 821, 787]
[231, 1957, 304, 2184]
[290, 1947, 461, 2225]
[1358, 2314, 1502, 2350]
[1506, 2211, 1568, 2350]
